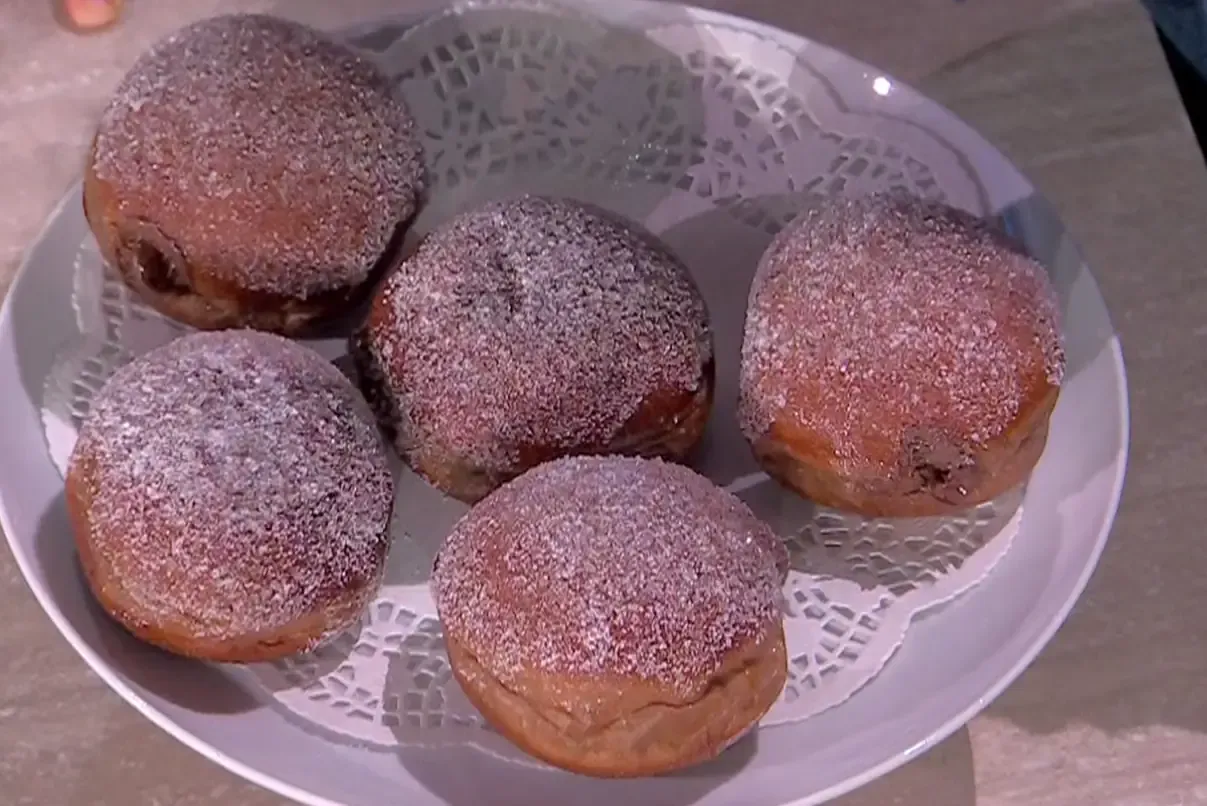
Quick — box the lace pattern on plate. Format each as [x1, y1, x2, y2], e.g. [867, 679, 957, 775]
[40, 0, 1019, 767]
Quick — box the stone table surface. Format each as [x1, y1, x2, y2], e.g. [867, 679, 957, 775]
[2, 0, 1204, 804]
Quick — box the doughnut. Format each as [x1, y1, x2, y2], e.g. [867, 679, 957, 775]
[84, 14, 426, 335]
[739, 192, 1065, 517]
[432, 455, 787, 777]
[352, 195, 714, 503]
[65, 331, 394, 663]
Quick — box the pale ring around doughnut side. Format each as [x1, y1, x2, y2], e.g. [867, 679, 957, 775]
[446, 625, 786, 777]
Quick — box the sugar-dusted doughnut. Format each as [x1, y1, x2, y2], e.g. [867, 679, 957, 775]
[739, 192, 1065, 516]
[353, 195, 714, 503]
[66, 331, 394, 662]
[85, 14, 425, 334]
[433, 455, 787, 776]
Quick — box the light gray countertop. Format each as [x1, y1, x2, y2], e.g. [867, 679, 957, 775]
[2, 0, 1204, 803]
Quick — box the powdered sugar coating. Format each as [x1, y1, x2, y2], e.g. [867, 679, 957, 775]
[363, 195, 712, 476]
[739, 193, 1065, 477]
[432, 456, 784, 696]
[92, 13, 425, 298]
[69, 330, 393, 642]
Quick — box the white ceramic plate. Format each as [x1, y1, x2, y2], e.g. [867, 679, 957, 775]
[0, 2, 1128, 805]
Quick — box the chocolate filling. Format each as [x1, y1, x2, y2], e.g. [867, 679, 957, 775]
[115, 219, 192, 296]
[347, 328, 403, 447]
[902, 428, 980, 506]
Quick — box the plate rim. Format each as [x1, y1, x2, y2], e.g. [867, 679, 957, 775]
[0, 2, 1131, 805]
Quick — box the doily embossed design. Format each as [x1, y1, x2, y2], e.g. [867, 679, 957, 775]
[38, 1, 1020, 768]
